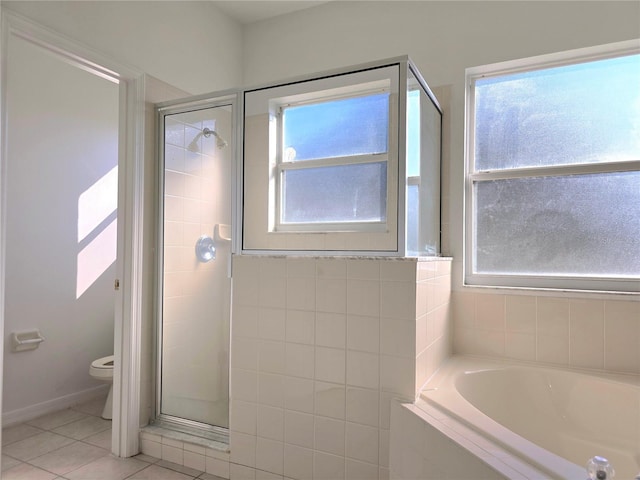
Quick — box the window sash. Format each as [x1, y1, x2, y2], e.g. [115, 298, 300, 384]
[278, 153, 388, 172]
[278, 90, 390, 163]
[275, 156, 390, 231]
[275, 93, 391, 231]
[470, 159, 640, 182]
[467, 169, 640, 293]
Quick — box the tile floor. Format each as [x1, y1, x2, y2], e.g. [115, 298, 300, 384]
[1, 396, 224, 480]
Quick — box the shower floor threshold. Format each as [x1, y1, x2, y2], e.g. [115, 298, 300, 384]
[142, 421, 229, 453]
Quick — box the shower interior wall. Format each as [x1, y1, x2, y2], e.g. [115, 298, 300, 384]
[160, 106, 232, 428]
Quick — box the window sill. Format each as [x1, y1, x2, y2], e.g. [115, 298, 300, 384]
[460, 281, 640, 300]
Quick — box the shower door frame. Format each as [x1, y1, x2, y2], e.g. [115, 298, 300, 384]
[154, 91, 240, 440]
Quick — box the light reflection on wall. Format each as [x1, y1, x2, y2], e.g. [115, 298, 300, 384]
[76, 166, 118, 298]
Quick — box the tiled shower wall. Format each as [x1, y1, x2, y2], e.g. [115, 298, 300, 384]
[229, 255, 452, 480]
[453, 291, 640, 375]
[162, 112, 232, 423]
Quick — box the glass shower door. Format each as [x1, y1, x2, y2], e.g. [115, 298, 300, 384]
[158, 99, 234, 434]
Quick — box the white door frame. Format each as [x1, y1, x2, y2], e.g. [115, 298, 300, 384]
[0, 10, 144, 458]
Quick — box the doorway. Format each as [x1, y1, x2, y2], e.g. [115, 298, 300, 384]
[0, 11, 147, 459]
[3, 28, 119, 425]
[155, 97, 235, 440]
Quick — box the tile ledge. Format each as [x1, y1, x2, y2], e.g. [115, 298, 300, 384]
[234, 253, 452, 261]
[141, 424, 229, 453]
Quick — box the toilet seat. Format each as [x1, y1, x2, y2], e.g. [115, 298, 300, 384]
[89, 355, 114, 420]
[89, 355, 114, 379]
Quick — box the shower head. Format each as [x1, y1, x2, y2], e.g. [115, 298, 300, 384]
[202, 127, 228, 149]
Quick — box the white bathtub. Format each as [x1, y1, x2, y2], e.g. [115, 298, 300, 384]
[421, 356, 640, 479]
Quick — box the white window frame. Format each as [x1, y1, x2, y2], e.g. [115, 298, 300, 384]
[242, 62, 400, 253]
[464, 39, 640, 293]
[274, 87, 391, 233]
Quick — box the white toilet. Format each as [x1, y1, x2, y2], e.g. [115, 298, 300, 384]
[89, 355, 114, 420]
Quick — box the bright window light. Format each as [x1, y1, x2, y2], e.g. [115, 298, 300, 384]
[78, 165, 118, 242]
[278, 90, 390, 228]
[466, 44, 640, 292]
[76, 165, 118, 298]
[76, 218, 117, 298]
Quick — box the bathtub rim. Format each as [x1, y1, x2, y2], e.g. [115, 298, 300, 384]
[419, 355, 640, 480]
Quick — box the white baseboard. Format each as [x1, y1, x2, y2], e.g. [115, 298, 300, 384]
[2, 384, 110, 427]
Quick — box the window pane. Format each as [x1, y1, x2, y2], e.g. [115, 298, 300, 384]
[474, 172, 640, 276]
[406, 71, 442, 256]
[406, 184, 419, 253]
[283, 93, 389, 161]
[282, 162, 387, 224]
[475, 54, 640, 170]
[406, 89, 421, 177]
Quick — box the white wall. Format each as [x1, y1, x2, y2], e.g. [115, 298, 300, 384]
[241, 1, 640, 377]
[242, 1, 640, 86]
[3, 1, 243, 95]
[3, 34, 120, 421]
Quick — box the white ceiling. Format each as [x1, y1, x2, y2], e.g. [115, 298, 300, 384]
[211, 1, 330, 24]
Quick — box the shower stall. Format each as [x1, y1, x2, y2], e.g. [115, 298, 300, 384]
[155, 94, 236, 439]
[151, 56, 440, 448]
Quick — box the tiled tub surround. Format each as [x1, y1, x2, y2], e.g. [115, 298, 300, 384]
[453, 291, 640, 375]
[228, 255, 452, 480]
[387, 291, 639, 480]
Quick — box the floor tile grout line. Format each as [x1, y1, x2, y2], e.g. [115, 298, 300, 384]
[1, 400, 113, 478]
[24, 409, 93, 427]
[1, 425, 47, 447]
[9, 438, 112, 478]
